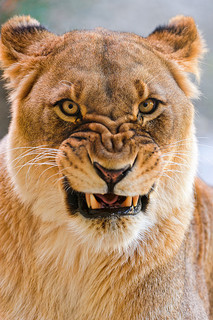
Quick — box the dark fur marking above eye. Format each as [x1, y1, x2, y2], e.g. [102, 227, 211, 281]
[74, 80, 83, 100]
[134, 79, 144, 99]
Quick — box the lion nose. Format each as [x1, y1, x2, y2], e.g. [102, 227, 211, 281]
[94, 162, 131, 192]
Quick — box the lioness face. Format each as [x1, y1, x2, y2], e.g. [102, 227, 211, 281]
[1, 16, 203, 251]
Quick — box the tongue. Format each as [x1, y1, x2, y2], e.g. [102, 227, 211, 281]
[95, 194, 119, 205]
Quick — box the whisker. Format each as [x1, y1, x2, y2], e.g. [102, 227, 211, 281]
[13, 160, 58, 179]
[161, 151, 192, 155]
[10, 147, 59, 165]
[160, 155, 190, 163]
[161, 138, 194, 148]
[161, 160, 190, 168]
[163, 169, 185, 174]
[33, 166, 59, 186]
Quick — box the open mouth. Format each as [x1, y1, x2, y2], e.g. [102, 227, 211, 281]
[63, 177, 150, 219]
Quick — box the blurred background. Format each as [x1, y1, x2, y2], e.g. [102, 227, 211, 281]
[0, 0, 213, 184]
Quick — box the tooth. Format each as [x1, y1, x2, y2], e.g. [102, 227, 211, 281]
[85, 193, 91, 208]
[121, 196, 132, 207]
[90, 194, 102, 209]
[133, 195, 139, 207]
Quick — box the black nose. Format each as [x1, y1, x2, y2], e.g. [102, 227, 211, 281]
[93, 162, 131, 192]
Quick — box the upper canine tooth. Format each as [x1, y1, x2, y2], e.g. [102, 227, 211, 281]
[121, 196, 132, 207]
[133, 195, 139, 207]
[90, 194, 102, 209]
[85, 193, 91, 208]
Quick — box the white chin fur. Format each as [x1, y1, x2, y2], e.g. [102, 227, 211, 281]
[67, 211, 155, 253]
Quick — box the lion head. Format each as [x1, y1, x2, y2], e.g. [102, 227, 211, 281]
[0, 15, 205, 252]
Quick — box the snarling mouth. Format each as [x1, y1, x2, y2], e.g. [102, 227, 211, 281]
[63, 177, 150, 219]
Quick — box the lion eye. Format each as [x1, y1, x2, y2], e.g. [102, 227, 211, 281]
[138, 99, 158, 115]
[54, 99, 81, 122]
[59, 100, 79, 116]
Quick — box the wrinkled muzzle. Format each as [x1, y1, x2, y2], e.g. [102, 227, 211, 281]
[56, 121, 161, 219]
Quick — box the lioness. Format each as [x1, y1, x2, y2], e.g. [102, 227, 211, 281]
[0, 14, 212, 320]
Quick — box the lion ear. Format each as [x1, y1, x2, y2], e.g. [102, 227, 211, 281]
[147, 15, 206, 79]
[0, 15, 53, 68]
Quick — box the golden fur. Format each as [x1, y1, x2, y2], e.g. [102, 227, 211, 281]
[0, 15, 212, 319]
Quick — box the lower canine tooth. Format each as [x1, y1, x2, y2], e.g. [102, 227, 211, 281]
[121, 196, 132, 207]
[90, 194, 102, 209]
[133, 195, 139, 207]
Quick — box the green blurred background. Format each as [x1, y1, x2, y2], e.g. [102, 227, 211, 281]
[0, 0, 213, 184]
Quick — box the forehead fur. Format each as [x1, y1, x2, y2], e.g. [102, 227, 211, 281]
[0, 15, 205, 100]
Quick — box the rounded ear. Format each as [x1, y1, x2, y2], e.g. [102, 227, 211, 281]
[0, 15, 54, 68]
[0, 16, 57, 89]
[147, 15, 206, 79]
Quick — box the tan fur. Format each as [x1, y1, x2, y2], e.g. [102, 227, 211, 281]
[0, 15, 212, 319]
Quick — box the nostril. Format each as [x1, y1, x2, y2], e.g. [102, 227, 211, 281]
[93, 162, 131, 188]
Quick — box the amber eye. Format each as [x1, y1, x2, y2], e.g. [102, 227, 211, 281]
[54, 99, 81, 122]
[59, 100, 79, 116]
[138, 99, 158, 115]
